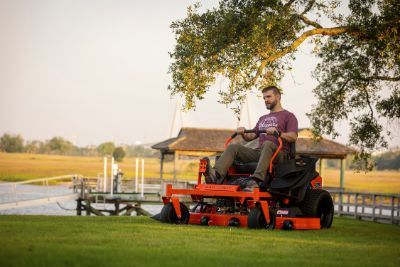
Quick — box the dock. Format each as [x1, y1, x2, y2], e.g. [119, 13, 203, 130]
[0, 174, 195, 216]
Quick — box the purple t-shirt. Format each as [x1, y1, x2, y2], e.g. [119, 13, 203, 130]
[253, 110, 298, 150]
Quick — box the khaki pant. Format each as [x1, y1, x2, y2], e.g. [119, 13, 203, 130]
[215, 141, 283, 181]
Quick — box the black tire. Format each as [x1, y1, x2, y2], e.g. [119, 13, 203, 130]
[299, 189, 334, 229]
[160, 202, 190, 224]
[248, 205, 275, 229]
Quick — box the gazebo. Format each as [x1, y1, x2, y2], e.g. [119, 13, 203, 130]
[152, 127, 354, 187]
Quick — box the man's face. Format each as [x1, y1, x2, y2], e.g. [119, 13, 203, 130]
[263, 90, 280, 110]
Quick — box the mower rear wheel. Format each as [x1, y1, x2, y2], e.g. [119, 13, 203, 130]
[299, 189, 334, 228]
[248, 205, 275, 229]
[160, 202, 190, 224]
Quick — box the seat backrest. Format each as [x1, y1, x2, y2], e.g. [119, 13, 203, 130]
[285, 141, 296, 160]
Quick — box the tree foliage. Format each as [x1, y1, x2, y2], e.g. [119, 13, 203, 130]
[46, 137, 75, 155]
[97, 142, 115, 156]
[112, 147, 126, 162]
[0, 134, 24, 153]
[168, 0, 400, 170]
[373, 150, 400, 170]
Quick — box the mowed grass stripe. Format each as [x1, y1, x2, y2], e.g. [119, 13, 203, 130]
[0, 216, 399, 267]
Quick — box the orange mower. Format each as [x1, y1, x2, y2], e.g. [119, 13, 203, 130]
[158, 129, 334, 230]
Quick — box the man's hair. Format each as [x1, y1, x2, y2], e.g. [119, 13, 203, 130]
[261, 85, 281, 95]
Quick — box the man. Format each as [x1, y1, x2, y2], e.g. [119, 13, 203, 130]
[205, 85, 298, 191]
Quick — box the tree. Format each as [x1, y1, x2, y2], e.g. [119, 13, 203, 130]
[168, 0, 400, 170]
[46, 137, 75, 155]
[97, 142, 115, 156]
[373, 150, 400, 170]
[113, 147, 126, 162]
[0, 134, 24, 153]
[24, 140, 43, 154]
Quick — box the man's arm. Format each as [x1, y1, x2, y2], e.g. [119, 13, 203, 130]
[265, 128, 297, 143]
[280, 112, 298, 143]
[281, 132, 297, 143]
[237, 127, 258, 142]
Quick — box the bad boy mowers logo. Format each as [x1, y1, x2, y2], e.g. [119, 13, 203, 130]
[258, 116, 278, 132]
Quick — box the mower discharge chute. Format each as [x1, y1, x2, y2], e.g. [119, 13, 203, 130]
[159, 129, 334, 230]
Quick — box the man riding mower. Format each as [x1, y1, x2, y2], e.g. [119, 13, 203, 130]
[158, 86, 334, 230]
[159, 129, 334, 229]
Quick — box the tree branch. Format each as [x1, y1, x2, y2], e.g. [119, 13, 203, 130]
[300, 15, 322, 28]
[366, 75, 400, 81]
[254, 26, 350, 81]
[300, 0, 316, 15]
[362, 84, 374, 120]
[284, 0, 297, 8]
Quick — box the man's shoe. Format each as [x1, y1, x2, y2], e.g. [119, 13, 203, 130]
[203, 157, 223, 184]
[242, 177, 260, 192]
[202, 157, 219, 184]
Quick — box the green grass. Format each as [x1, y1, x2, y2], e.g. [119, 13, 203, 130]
[0, 216, 399, 267]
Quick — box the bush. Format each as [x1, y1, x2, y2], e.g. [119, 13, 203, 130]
[113, 147, 126, 162]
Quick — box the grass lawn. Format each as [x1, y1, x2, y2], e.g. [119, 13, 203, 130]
[0, 152, 399, 193]
[0, 216, 399, 267]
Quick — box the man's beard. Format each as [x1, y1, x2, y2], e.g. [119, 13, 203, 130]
[266, 100, 277, 110]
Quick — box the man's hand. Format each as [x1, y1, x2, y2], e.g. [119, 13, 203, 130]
[266, 127, 278, 136]
[265, 127, 297, 142]
[237, 127, 257, 142]
[236, 127, 246, 135]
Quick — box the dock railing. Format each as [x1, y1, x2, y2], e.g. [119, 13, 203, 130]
[327, 188, 400, 225]
[0, 174, 82, 210]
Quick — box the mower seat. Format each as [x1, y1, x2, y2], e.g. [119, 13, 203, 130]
[270, 156, 319, 191]
[232, 161, 258, 174]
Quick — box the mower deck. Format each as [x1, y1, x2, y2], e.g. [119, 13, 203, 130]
[162, 183, 321, 230]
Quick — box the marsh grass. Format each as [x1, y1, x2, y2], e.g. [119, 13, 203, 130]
[0, 152, 399, 193]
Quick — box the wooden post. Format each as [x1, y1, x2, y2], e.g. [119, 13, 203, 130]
[159, 153, 164, 184]
[173, 152, 177, 182]
[115, 201, 120, 216]
[135, 158, 139, 193]
[372, 194, 376, 222]
[391, 196, 395, 224]
[103, 157, 107, 192]
[85, 200, 91, 216]
[77, 199, 82, 216]
[340, 158, 345, 189]
[354, 193, 358, 219]
[319, 158, 323, 177]
[338, 191, 343, 216]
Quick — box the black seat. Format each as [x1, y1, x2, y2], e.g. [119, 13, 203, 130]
[269, 156, 319, 191]
[232, 161, 258, 174]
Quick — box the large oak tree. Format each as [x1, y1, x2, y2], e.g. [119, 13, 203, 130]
[168, 0, 400, 170]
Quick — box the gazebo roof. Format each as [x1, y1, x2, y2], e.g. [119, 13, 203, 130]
[152, 127, 246, 153]
[152, 127, 355, 159]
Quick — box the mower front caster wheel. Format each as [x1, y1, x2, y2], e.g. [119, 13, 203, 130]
[248, 205, 275, 229]
[160, 202, 190, 224]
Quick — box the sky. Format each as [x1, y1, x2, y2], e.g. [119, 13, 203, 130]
[0, 0, 398, 148]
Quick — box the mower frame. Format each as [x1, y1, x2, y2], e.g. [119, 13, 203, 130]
[160, 130, 332, 230]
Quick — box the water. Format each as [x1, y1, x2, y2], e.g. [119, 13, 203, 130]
[0, 183, 163, 216]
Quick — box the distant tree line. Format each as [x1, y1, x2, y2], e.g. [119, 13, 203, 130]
[325, 150, 400, 171]
[0, 133, 158, 162]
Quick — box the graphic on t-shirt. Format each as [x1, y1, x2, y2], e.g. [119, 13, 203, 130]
[258, 116, 278, 132]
